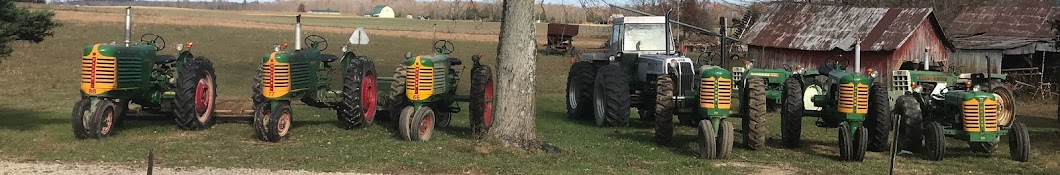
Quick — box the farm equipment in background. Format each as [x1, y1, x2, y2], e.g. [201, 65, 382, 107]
[72, 7, 220, 139]
[778, 45, 892, 162]
[545, 23, 579, 55]
[729, 60, 792, 150]
[391, 40, 495, 141]
[252, 15, 388, 142]
[567, 7, 753, 159]
[891, 57, 1027, 162]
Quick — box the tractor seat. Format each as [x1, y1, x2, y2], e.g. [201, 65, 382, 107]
[448, 58, 462, 65]
[321, 54, 339, 62]
[155, 55, 177, 64]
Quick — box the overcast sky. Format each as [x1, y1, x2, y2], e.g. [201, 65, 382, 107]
[126, 0, 627, 5]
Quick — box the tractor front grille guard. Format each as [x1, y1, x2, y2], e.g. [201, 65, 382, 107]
[262, 63, 291, 98]
[963, 98, 999, 132]
[406, 65, 434, 100]
[700, 77, 732, 109]
[81, 49, 117, 95]
[838, 83, 870, 114]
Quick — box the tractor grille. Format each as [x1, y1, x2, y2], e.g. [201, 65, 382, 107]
[80, 45, 117, 95]
[262, 62, 291, 98]
[963, 99, 999, 132]
[700, 77, 732, 109]
[838, 83, 870, 114]
[892, 70, 911, 92]
[406, 65, 434, 100]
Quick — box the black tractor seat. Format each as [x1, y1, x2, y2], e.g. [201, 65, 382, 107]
[448, 58, 462, 65]
[321, 54, 339, 62]
[155, 55, 177, 64]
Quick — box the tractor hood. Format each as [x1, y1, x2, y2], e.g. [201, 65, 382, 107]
[83, 43, 157, 58]
[639, 54, 693, 75]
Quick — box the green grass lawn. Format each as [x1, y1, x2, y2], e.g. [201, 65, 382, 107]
[0, 15, 1058, 174]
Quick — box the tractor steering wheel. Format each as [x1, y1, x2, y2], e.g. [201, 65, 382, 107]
[696, 52, 715, 65]
[304, 35, 328, 51]
[140, 33, 166, 51]
[433, 40, 455, 54]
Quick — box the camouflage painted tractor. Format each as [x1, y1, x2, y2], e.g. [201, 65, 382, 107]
[252, 15, 385, 142]
[890, 59, 1026, 162]
[391, 40, 495, 141]
[73, 7, 218, 138]
[730, 60, 794, 150]
[779, 56, 892, 162]
[567, 14, 748, 159]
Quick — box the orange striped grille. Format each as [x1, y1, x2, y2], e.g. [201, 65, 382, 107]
[262, 62, 291, 98]
[405, 61, 434, 100]
[838, 83, 869, 114]
[80, 44, 117, 95]
[700, 77, 732, 109]
[963, 99, 999, 132]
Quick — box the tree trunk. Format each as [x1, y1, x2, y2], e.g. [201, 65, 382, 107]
[488, 0, 539, 151]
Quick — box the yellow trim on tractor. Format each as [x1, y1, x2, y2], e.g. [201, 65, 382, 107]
[963, 98, 1000, 132]
[838, 83, 870, 114]
[81, 44, 118, 95]
[406, 56, 434, 101]
[700, 77, 733, 109]
[262, 52, 292, 98]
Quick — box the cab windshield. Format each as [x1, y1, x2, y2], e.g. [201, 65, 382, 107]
[622, 23, 668, 51]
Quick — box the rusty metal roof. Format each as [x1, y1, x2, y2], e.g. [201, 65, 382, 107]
[948, 6, 1060, 50]
[742, 3, 948, 51]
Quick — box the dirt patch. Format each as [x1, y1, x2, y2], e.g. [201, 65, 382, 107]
[714, 162, 800, 175]
[0, 161, 372, 175]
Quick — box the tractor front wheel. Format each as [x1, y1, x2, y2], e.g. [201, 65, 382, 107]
[411, 106, 436, 141]
[743, 77, 768, 150]
[837, 123, 853, 161]
[592, 64, 630, 127]
[653, 75, 675, 145]
[923, 121, 945, 161]
[866, 83, 892, 152]
[338, 59, 378, 129]
[88, 100, 118, 138]
[253, 102, 292, 142]
[780, 76, 803, 148]
[717, 119, 735, 159]
[396, 106, 415, 141]
[697, 119, 717, 159]
[470, 64, 495, 138]
[1009, 122, 1030, 162]
[71, 98, 92, 139]
[566, 61, 596, 120]
[174, 57, 217, 130]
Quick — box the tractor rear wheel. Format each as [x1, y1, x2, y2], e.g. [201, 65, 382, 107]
[88, 99, 117, 138]
[411, 106, 436, 141]
[1009, 122, 1030, 162]
[923, 121, 945, 161]
[252, 67, 266, 108]
[385, 65, 411, 122]
[396, 106, 415, 141]
[113, 100, 129, 128]
[866, 83, 892, 152]
[470, 64, 494, 138]
[990, 80, 1015, 127]
[566, 61, 596, 120]
[338, 59, 378, 129]
[781, 76, 803, 148]
[253, 102, 292, 142]
[743, 77, 767, 150]
[697, 119, 717, 159]
[895, 95, 924, 153]
[592, 64, 630, 127]
[838, 123, 853, 161]
[71, 98, 91, 139]
[717, 119, 735, 159]
[653, 75, 675, 145]
[174, 57, 217, 130]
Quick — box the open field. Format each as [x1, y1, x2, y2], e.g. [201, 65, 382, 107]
[0, 5, 1058, 174]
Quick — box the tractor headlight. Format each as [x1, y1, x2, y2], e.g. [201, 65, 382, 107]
[973, 85, 981, 92]
[176, 43, 185, 51]
[795, 65, 805, 75]
[342, 45, 349, 52]
[274, 45, 281, 52]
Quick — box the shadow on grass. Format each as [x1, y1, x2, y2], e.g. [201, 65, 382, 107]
[1015, 114, 1059, 130]
[0, 106, 67, 131]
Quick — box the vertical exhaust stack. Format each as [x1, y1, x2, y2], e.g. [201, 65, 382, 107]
[855, 41, 861, 73]
[923, 48, 931, 71]
[295, 15, 303, 51]
[664, 9, 673, 55]
[124, 6, 132, 47]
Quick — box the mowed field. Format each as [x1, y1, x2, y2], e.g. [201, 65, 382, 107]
[0, 5, 1058, 174]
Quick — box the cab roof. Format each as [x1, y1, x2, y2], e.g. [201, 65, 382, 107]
[614, 16, 666, 24]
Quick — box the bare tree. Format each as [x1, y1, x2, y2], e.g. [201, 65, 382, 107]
[488, 0, 539, 151]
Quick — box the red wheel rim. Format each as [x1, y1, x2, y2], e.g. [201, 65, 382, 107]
[101, 107, 114, 135]
[194, 73, 215, 122]
[362, 72, 378, 121]
[484, 78, 494, 127]
[278, 110, 291, 136]
[418, 112, 433, 136]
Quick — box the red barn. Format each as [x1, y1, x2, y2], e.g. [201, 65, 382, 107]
[741, 4, 953, 83]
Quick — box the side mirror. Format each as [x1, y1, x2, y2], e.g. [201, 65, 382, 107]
[404, 52, 412, 59]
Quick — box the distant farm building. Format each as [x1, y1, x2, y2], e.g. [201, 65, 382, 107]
[741, 3, 952, 83]
[368, 5, 395, 18]
[947, 6, 1059, 86]
[308, 9, 340, 15]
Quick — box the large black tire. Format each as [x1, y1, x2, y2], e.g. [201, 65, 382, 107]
[989, 80, 1015, 127]
[837, 123, 853, 161]
[88, 100, 117, 138]
[697, 119, 717, 159]
[71, 98, 92, 139]
[865, 83, 892, 152]
[566, 61, 596, 120]
[411, 106, 436, 141]
[654, 75, 675, 145]
[338, 59, 378, 129]
[923, 122, 945, 161]
[1009, 122, 1030, 162]
[780, 76, 803, 148]
[743, 77, 767, 150]
[254, 102, 293, 142]
[895, 94, 924, 153]
[396, 106, 415, 141]
[385, 65, 410, 122]
[252, 67, 266, 108]
[717, 119, 735, 159]
[174, 57, 217, 130]
[592, 64, 630, 127]
[470, 64, 494, 139]
[113, 100, 129, 127]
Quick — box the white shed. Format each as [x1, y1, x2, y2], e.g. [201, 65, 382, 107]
[368, 5, 395, 18]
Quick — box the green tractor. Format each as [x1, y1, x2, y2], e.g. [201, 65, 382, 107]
[891, 58, 1026, 162]
[729, 60, 794, 150]
[778, 53, 892, 162]
[73, 7, 219, 138]
[391, 40, 495, 141]
[251, 15, 385, 142]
